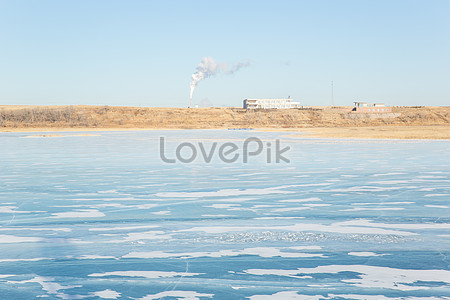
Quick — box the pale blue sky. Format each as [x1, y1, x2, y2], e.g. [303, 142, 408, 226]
[0, 0, 449, 107]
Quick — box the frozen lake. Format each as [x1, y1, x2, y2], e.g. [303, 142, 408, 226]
[0, 130, 449, 299]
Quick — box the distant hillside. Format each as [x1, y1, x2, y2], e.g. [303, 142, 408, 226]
[0, 105, 449, 130]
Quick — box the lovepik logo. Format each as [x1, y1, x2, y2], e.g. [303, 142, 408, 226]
[159, 137, 290, 163]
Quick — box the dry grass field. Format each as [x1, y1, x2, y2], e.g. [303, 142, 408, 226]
[0, 105, 449, 139]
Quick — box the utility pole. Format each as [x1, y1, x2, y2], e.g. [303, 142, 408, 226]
[331, 81, 334, 107]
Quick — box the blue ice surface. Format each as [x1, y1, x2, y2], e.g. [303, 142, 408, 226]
[0, 130, 449, 299]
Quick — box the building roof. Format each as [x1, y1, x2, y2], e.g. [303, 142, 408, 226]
[245, 99, 295, 101]
[354, 101, 386, 107]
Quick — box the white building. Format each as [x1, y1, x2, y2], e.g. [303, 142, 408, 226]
[352, 102, 390, 113]
[243, 98, 301, 109]
[353, 102, 386, 108]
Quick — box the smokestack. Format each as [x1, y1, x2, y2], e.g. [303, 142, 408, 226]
[189, 57, 250, 107]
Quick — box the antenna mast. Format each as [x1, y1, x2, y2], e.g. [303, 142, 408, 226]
[331, 81, 334, 106]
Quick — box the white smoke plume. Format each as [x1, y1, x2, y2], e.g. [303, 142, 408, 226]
[189, 57, 250, 106]
[226, 60, 251, 75]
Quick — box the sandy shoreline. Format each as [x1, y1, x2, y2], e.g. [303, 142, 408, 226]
[2, 125, 449, 140]
[278, 125, 450, 140]
[1, 105, 449, 139]
[0, 127, 181, 132]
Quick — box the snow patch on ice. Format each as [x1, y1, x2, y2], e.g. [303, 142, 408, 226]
[340, 207, 404, 211]
[89, 225, 159, 232]
[92, 289, 121, 299]
[89, 271, 201, 279]
[77, 255, 117, 260]
[249, 291, 322, 299]
[348, 252, 386, 257]
[139, 291, 213, 300]
[123, 247, 326, 259]
[424, 205, 449, 208]
[50, 209, 105, 218]
[0, 235, 43, 243]
[155, 186, 295, 198]
[279, 197, 322, 203]
[180, 221, 417, 236]
[245, 265, 450, 291]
